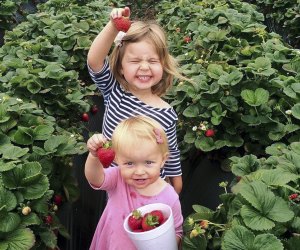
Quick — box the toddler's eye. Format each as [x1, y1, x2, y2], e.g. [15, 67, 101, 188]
[125, 162, 134, 166]
[146, 161, 153, 165]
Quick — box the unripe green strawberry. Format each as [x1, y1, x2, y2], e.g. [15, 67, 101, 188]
[22, 206, 31, 215]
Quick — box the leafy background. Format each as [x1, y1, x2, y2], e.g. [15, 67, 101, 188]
[0, 0, 299, 249]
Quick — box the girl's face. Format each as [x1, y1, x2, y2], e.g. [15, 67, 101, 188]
[120, 40, 163, 94]
[115, 140, 168, 192]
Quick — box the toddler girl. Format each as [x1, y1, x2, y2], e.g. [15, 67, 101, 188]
[85, 115, 183, 249]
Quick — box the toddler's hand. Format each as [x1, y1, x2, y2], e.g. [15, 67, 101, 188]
[87, 134, 107, 157]
[110, 6, 130, 20]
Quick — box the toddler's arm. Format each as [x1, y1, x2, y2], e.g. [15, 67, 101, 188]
[87, 7, 130, 72]
[84, 134, 107, 188]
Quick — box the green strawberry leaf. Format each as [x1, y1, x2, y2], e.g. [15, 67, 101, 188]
[0, 188, 17, 211]
[3, 228, 35, 250]
[0, 212, 21, 233]
[291, 103, 300, 120]
[222, 225, 283, 250]
[241, 88, 269, 107]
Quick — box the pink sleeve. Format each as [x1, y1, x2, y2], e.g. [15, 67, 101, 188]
[172, 200, 183, 238]
[89, 167, 119, 191]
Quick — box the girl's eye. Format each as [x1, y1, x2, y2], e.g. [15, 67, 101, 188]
[125, 162, 134, 166]
[146, 161, 153, 165]
[149, 60, 159, 63]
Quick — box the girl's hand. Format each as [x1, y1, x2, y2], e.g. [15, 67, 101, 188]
[110, 6, 130, 20]
[87, 134, 107, 157]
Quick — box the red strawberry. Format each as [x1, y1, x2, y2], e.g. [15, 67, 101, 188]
[97, 141, 115, 168]
[128, 210, 142, 231]
[53, 194, 63, 206]
[141, 212, 159, 231]
[150, 210, 164, 224]
[183, 36, 191, 43]
[91, 105, 98, 114]
[205, 129, 215, 137]
[81, 112, 89, 122]
[113, 17, 131, 32]
[289, 193, 298, 200]
[44, 215, 53, 225]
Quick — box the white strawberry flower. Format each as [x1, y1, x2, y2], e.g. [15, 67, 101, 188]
[192, 126, 198, 131]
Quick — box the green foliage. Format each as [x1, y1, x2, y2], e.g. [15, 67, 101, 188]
[182, 142, 300, 250]
[0, 0, 28, 30]
[0, 0, 113, 248]
[0, 93, 86, 248]
[251, 0, 300, 48]
[157, 0, 300, 159]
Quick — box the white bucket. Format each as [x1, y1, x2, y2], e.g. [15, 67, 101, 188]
[123, 203, 177, 250]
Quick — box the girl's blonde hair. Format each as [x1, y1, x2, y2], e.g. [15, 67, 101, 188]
[110, 21, 186, 96]
[111, 115, 169, 156]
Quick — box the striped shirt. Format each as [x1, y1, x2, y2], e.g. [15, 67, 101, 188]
[88, 59, 182, 177]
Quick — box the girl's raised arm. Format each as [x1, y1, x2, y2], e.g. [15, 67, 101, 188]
[87, 7, 130, 72]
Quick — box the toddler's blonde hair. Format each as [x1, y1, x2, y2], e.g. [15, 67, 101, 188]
[110, 21, 186, 96]
[112, 115, 169, 156]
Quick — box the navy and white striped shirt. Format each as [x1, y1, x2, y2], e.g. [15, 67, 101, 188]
[88, 59, 182, 177]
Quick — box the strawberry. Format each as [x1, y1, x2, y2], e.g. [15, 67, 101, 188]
[150, 210, 164, 224]
[289, 193, 298, 200]
[22, 206, 31, 216]
[205, 129, 215, 137]
[53, 194, 63, 206]
[91, 105, 98, 114]
[45, 215, 53, 225]
[113, 17, 131, 32]
[141, 212, 159, 231]
[128, 210, 142, 231]
[97, 141, 115, 168]
[183, 36, 191, 43]
[81, 112, 89, 122]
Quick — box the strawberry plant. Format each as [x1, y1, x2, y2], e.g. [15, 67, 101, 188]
[182, 142, 300, 250]
[157, 0, 300, 162]
[0, 93, 86, 248]
[250, 0, 300, 48]
[0, 0, 113, 248]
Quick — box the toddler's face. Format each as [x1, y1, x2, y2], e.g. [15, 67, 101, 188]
[120, 40, 163, 94]
[115, 140, 167, 191]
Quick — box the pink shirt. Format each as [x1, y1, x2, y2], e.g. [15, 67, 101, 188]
[89, 167, 183, 250]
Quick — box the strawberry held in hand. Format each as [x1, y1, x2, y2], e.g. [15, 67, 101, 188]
[97, 141, 115, 168]
[113, 16, 131, 32]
